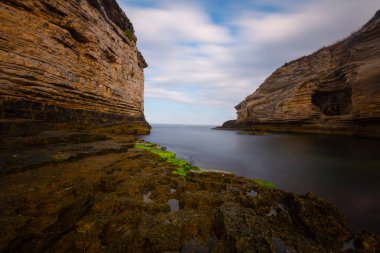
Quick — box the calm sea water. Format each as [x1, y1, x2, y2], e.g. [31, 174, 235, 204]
[142, 124, 380, 233]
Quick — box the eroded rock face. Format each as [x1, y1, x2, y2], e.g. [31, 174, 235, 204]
[0, 0, 149, 134]
[235, 11, 380, 137]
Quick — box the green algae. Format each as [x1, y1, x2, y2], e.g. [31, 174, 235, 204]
[124, 29, 136, 42]
[134, 144, 275, 186]
[134, 143, 199, 176]
[252, 178, 276, 188]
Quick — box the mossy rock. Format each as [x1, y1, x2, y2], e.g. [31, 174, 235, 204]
[251, 179, 276, 188]
[134, 143, 199, 176]
[124, 29, 137, 43]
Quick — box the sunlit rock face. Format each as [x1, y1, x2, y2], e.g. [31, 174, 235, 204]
[235, 11, 380, 137]
[0, 0, 149, 134]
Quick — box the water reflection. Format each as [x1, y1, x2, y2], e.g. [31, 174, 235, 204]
[167, 199, 179, 212]
[143, 191, 153, 204]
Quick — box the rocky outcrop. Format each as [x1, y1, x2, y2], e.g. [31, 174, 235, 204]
[0, 0, 150, 135]
[215, 120, 240, 129]
[233, 11, 380, 137]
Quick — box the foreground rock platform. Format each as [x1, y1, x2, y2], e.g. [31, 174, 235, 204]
[0, 130, 379, 253]
[230, 11, 380, 138]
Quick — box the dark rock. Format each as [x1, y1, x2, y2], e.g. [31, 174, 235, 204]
[354, 231, 380, 252]
[214, 120, 245, 130]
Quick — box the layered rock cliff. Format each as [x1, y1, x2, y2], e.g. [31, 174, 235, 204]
[0, 0, 149, 135]
[233, 11, 380, 137]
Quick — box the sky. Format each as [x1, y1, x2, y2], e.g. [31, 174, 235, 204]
[119, 0, 379, 125]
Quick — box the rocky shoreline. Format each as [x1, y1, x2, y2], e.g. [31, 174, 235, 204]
[214, 119, 380, 139]
[1, 0, 379, 252]
[1, 128, 379, 252]
[227, 11, 380, 138]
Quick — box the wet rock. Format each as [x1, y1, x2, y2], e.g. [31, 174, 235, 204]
[99, 175, 124, 192]
[271, 237, 296, 253]
[354, 231, 380, 253]
[285, 192, 351, 250]
[181, 238, 210, 253]
[343, 238, 356, 251]
[0, 134, 134, 175]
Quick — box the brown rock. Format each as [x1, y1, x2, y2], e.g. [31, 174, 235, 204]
[235, 11, 380, 137]
[0, 0, 150, 135]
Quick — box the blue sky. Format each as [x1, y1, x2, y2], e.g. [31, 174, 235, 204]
[119, 0, 379, 125]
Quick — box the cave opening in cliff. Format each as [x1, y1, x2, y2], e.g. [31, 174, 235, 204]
[312, 87, 352, 116]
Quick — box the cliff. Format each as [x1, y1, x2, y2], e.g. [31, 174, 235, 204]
[233, 11, 380, 137]
[0, 0, 150, 135]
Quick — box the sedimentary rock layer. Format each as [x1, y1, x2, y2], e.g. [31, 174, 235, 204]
[235, 11, 380, 137]
[0, 0, 149, 134]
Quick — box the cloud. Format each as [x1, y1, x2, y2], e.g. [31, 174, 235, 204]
[126, 2, 232, 44]
[120, 0, 379, 124]
[145, 86, 195, 104]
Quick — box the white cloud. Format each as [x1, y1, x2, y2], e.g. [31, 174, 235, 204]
[126, 2, 232, 44]
[145, 86, 195, 104]
[120, 0, 379, 124]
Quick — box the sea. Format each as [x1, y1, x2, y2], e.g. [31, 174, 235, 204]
[142, 124, 380, 233]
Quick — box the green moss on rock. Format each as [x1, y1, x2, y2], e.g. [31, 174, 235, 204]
[252, 178, 276, 188]
[134, 143, 199, 176]
[124, 29, 137, 43]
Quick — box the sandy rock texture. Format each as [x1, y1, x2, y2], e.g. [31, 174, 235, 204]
[0, 0, 149, 134]
[234, 11, 380, 137]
